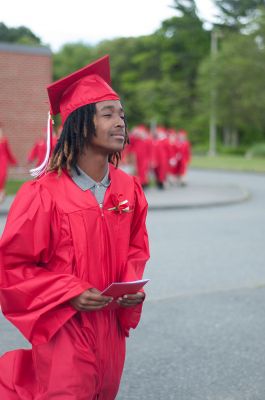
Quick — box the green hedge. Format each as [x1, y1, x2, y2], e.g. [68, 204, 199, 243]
[245, 143, 265, 158]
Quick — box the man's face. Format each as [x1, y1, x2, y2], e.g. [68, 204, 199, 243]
[91, 100, 125, 154]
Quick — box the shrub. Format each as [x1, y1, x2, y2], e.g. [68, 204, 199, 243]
[245, 143, 265, 158]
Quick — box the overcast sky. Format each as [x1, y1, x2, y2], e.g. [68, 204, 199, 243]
[1, 0, 217, 51]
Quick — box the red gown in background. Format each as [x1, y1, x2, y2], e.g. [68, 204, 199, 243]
[129, 126, 152, 187]
[175, 131, 191, 177]
[0, 137, 17, 191]
[152, 127, 170, 185]
[27, 136, 58, 166]
[27, 138, 46, 166]
[168, 129, 181, 176]
[0, 164, 149, 400]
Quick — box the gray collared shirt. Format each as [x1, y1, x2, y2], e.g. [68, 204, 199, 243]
[71, 165, 110, 205]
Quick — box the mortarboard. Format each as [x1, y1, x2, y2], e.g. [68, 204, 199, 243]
[47, 54, 119, 124]
[30, 55, 119, 177]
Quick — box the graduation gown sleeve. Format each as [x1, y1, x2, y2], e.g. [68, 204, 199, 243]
[118, 177, 150, 336]
[0, 181, 92, 345]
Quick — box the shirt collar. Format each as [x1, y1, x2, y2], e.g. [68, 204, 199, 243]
[71, 165, 110, 191]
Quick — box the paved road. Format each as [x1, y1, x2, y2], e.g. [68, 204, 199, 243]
[0, 169, 265, 399]
[117, 169, 265, 400]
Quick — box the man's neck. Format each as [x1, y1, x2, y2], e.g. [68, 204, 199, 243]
[77, 148, 109, 182]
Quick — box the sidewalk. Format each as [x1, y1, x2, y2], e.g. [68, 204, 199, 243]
[0, 181, 250, 216]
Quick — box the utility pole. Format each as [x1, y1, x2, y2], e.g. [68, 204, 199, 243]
[150, 118, 157, 138]
[208, 29, 219, 157]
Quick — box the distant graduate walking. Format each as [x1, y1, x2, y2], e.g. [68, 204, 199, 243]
[27, 129, 58, 166]
[175, 129, 191, 185]
[129, 125, 152, 188]
[152, 126, 170, 189]
[0, 123, 17, 203]
[0, 55, 149, 399]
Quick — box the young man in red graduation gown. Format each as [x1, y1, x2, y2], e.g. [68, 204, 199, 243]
[0, 55, 149, 400]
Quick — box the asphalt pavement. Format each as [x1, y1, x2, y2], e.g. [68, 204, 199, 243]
[117, 169, 265, 400]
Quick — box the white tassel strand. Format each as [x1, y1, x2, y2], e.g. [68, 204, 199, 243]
[30, 112, 52, 177]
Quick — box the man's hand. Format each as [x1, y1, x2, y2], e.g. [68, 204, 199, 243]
[117, 292, 145, 308]
[70, 288, 113, 311]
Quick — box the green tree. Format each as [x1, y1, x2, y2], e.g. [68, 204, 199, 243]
[0, 22, 41, 45]
[52, 43, 95, 80]
[213, 0, 265, 28]
[52, 1, 209, 133]
[197, 30, 265, 146]
[94, 35, 162, 127]
[155, 0, 210, 131]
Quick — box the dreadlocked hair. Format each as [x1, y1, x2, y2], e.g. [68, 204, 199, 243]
[48, 103, 129, 175]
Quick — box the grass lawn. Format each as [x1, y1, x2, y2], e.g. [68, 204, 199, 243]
[6, 180, 27, 195]
[191, 155, 265, 173]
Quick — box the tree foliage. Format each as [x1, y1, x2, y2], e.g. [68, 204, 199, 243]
[0, 22, 41, 46]
[53, 43, 95, 81]
[196, 2, 265, 146]
[197, 30, 265, 145]
[213, 0, 265, 28]
[53, 1, 209, 133]
[2, 0, 265, 149]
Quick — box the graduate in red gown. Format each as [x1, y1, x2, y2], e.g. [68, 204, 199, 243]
[174, 129, 192, 185]
[27, 132, 47, 166]
[0, 55, 149, 399]
[28, 129, 58, 166]
[151, 126, 170, 189]
[129, 125, 152, 188]
[119, 134, 136, 176]
[0, 123, 17, 203]
[167, 128, 181, 185]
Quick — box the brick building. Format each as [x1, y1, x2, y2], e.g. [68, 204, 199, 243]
[0, 42, 52, 178]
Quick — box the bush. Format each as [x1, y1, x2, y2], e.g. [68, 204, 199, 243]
[218, 145, 248, 156]
[192, 143, 248, 156]
[245, 143, 265, 159]
[192, 142, 209, 156]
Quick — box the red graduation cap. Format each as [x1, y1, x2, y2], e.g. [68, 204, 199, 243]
[30, 55, 119, 178]
[47, 54, 119, 124]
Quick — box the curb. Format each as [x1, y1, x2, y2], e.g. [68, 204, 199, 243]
[147, 186, 251, 211]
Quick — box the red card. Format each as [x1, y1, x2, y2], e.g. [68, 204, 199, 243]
[101, 279, 150, 310]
